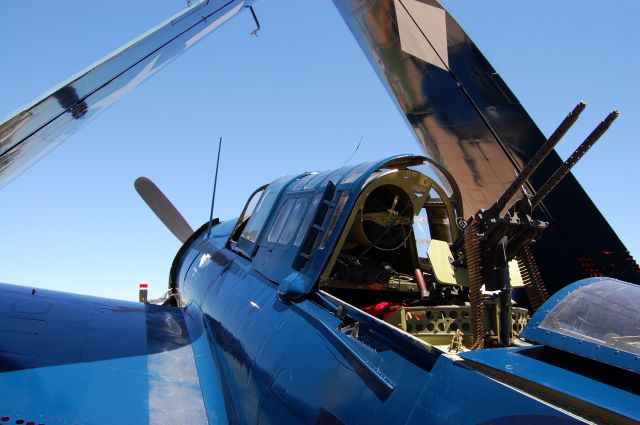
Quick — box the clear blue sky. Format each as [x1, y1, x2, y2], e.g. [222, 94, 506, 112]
[1, 0, 638, 301]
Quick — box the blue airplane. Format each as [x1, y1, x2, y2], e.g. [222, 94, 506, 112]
[0, 1, 638, 424]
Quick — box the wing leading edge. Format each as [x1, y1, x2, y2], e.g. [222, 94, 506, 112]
[0, 282, 227, 424]
[0, 0, 255, 188]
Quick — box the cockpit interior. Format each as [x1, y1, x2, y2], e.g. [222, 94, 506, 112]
[316, 163, 528, 350]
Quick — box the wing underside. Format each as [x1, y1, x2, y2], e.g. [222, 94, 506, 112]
[0, 282, 226, 425]
[0, 0, 253, 188]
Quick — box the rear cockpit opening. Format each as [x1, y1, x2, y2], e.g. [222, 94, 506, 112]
[319, 165, 529, 351]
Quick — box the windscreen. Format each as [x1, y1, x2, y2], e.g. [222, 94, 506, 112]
[539, 279, 640, 356]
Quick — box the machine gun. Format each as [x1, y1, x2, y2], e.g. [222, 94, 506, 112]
[453, 102, 619, 348]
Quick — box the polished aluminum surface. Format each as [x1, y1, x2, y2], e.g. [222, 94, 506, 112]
[0, 0, 255, 187]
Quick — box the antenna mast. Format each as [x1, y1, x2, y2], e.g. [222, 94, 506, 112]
[207, 137, 223, 238]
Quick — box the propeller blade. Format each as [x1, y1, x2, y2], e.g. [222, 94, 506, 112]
[134, 177, 193, 243]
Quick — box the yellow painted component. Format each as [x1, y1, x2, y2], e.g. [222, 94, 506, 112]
[509, 259, 524, 288]
[426, 241, 522, 288]
[427, 239, 457, 285]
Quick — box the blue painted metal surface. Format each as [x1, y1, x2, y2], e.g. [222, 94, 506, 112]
[0, 282, 227, 424]
[461, 345, 640, 423]
[178, 232, 581, 424]
[1, 0, 639, 421]
[164, 156, 636, 423]
[175, 217, 582, 424]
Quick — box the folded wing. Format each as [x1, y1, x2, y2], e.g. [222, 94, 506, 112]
[0, 0, 252, 187]
[332, 0, 640, 290]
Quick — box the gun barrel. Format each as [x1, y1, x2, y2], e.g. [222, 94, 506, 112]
[491, 101, 586, 214]
[532, 109, 619, 208]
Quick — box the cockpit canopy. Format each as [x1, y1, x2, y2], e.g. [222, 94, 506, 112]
[225, 155, 463, 301]
[522, 277, 640, 373]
